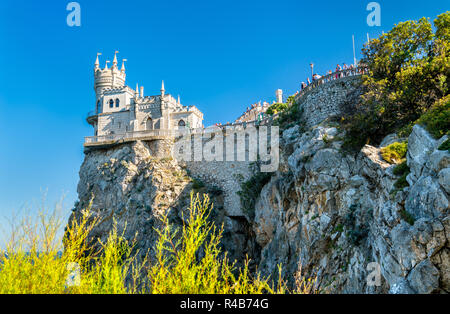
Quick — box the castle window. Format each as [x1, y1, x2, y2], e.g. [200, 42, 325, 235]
[97, 100, 101, 113]
[115, 99, 120, 107]
[146, 118, 153, 130]
[178, 120, 186, 129]
[109, 99, 114, 108]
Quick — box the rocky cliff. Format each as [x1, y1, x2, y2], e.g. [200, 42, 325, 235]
[253, 123, 449, 293]
[72, 140, 259, 267]
[72, 85, 449, 294]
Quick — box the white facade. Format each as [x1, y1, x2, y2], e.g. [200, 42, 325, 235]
[88, 52, 204, 137]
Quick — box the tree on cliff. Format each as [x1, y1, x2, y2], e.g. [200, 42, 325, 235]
[344, 11, 450, 149]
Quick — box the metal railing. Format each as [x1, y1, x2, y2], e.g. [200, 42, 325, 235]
[297, 66, 368, 99]
[85, 129, 178, 144]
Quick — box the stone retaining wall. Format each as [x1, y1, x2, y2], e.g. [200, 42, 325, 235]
[295, 75, 363, 129]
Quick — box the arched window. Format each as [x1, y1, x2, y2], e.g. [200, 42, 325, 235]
[115, 99, 120, 107]
[146, 118, 153, 130]
[178, 120, 186, 129]
[97, 100, 101, 113]
[109, 99, 114, 108]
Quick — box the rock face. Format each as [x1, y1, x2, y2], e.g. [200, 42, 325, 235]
[72, 140, 259, 267]
[72, 77, 449, 293]
[252, 124, 449, 293]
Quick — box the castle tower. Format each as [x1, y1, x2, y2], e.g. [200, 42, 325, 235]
[160, 80, 165, 98]
[94, 52, 127, 98]
[276, 89, 283, 103]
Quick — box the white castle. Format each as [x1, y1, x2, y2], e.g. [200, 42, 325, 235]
[87, 52, 204, 138]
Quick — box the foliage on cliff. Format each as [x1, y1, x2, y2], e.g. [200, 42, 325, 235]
[343, 12, 450, 150]
[380, 141, 408, 164]
[0, 194, 317, 294]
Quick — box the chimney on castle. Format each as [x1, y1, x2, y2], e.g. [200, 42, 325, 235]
[140, 86, 144, 98]
[276, 89, 283, 103]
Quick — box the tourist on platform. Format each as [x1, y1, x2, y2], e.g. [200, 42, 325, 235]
[335, 64, 341, 79]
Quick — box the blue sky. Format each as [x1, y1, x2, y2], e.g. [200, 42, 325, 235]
[0, 0, 448, 236]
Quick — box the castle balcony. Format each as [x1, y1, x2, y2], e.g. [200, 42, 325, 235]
[86, 110, 98, 125]
[84, 129, 178, 148]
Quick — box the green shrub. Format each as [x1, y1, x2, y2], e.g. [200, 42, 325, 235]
[400, 209, 415, 225]
[438, 139, 450, 152]
[0, 194, 319, 294]
[192, 178, 205, 190]
[392, 161, 411, 191]
[416, 96, 450, 139]
[343, 204, 368, 246]
[381, 141, 408, 164]
[393, 161, 409, 176]
[394, 174, 409, 190]
[236, 164, 272, 219]
[266, 102, 288, 115]
[342, 13, 450, 151]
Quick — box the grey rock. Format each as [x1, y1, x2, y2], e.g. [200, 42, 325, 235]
[407, 259, 440, 294]
[380, 134, 407, 148]
[407, 125, 438, 178]
[438, 168, 450, 194]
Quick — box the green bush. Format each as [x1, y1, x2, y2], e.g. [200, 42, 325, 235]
[416, 96, 450, 139]
[192, 178, 205, 190]
[394, 173, 410, 190]
[381, 141, 408, 164]
[266, 102, 288, 115]
[393, 161, 409, 176]
[236, 164, 272, 219]
[438, 139, 450, 152]
[0, 194, 319, 294]
[342, 12, 450, 151]
[400, 209, 415, 225]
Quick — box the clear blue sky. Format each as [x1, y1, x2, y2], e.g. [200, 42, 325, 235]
[0, 0, 448, 234]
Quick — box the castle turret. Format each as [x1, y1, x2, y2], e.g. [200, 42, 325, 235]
[161, 80, 165, 97]
[276, 89, 283, 103]
[94, 52, 127, 98]
[112, 51, 118, 69]
[94, 53, 101, 70]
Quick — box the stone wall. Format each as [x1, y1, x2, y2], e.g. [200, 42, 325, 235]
[182, 160, 253, 217]
[173, 126, 278, 217]
[295, 75, 363, 129]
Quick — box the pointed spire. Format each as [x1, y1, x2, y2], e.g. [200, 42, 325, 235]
[161, 80, 165, 97]
[177, 95, 180, 104]
[104, 60, 110, 70]
[95, 52, 101, 69]
[121, 59, 127, 72]
[113, 51, 119, 68]
[136, 83, 139, 94]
